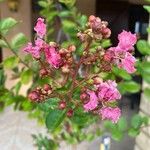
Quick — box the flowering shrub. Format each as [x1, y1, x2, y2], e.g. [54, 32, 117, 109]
[0, 0, 150, 149]
[24, 16, 136, 124]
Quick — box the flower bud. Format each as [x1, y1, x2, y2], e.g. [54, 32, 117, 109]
[68, 45, 76, 52]
[59, 101, 67, 110]
[43, 84, 52, 92]
[61, 64, 70, 73]
[102, 28, 111, 39]
[28, 91, 40, 102]
[40, 68, 48, 77]
[80, 93, 87, 101]
[49, 42, 58, 48]
[67, 109, 73, 117]
[89, 15, 96, 22]
[93, 76, 103, 84]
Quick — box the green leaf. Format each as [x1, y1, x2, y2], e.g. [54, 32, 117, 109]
[131, 115, 142, 129]
[142, 73, 150, 83]
[128, 128, 140, 137]
[117, 117, 127, 131]
[59, 11, 72, 18]
[111, 129, 123, 141]
[143, 88, 150, 100]
[101, 39, 112, 48]
[39, 98, 60, 111]
[21, 69, 33, 84]
[46, 109, 66, 131]
[136, 40, 150, 55]
[14, 81, 21, 95]
[104, 120, 116, 130]
[11, 33, 28, 50]
[0, 17, 17, 34]
[62, 20, 77, 34]
[59, 0, 76, 7]
[113, 67, 132, 80]
[0, 39, 8, 48]
[147, 27, 150, 33]
[140, 62, 150, 74]
[118, 81, 141, 94]
[38, 1, 48, 8]
[78, 15, 87, 28]
[3, 56, 19, 69]
[143, 5, 150, 13]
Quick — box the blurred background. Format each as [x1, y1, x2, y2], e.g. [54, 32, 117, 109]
[0, 0, 150, 150]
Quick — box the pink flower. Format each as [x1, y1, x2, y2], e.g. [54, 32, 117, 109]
[23, 38, 45, 59]
[118, 52, 136, 74]
[118, 30, 137, 51]
[84, 91, 98, 111]
[34, 18, 46, 38]
[44, 46, 63, 69]
[97, 80, 121, 101]
[35, 38, 45, 48]
[23, 42, 40, 59]
[100, 107, 121, 123]
[106, 46, 136, 74]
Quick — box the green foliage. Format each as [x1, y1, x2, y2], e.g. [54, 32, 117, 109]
[143, 88, 150, 100]
[32, 134, 58, 150]
[46, 109, 66, 131]
[0, 17, 17, 34]
[143, 5, 150, 13]
[21, 69, 33, 84]
[59, 0, 76, 8]
[11, 33, 28, 51]
[71, 107, 97, 127]
[0, 39, 8, 48]
[136, 40, 150, 55]
[3, 56, 19, 69]
[118, 81, 141, 94]
[131, 115, 143, 129]
[113, 67, 132, 80]
[39, 98, 60, 111]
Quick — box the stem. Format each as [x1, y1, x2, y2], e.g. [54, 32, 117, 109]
[1, 34, 31, 69]
[68, 40, 92, 99]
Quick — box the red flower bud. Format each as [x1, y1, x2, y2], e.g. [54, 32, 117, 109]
[43, 84, 52, 92]
[28, 91, 40, 102]
[67, 109, 73, 117]
[80, 93, 87, 100]
[93, 76, 103, 84]
[89, 15, 96, 22]
[40, 68, 48, 77]
[59, 101, 67, 110]
[68, 45, 76, 52]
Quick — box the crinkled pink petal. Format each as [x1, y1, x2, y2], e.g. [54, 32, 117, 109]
[119, 52, 136, 74]
[84, 91, 98, 111]
[35, 38, 45, 48]
[23, 42, 40, 59]
[97, 80, 121, 101]
[34, 18, 46, 38]
[44, 46, 63, 69]
[100, 107, 121, 123]
[118, 30, 137, 51]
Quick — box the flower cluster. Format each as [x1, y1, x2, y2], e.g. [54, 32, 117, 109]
[24, 18, 75, 73]
[77, 15, 111, 42]
[80, 80, 121, 123]
[103, 30, 137, 73]
[24, 16, 137, 123]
